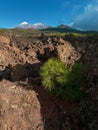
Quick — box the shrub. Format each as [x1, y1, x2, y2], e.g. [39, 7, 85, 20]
[40, 58, 70, 90]
[40, 58, 85, 100]
[68, 63, 83, 87]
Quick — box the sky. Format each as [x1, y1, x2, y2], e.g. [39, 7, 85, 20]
[0, 0, 98, 30]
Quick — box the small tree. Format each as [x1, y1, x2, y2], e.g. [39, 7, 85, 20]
[68, 63, 83, 87]
[40, 58, 85, 100]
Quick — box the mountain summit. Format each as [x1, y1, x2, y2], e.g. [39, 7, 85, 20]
[57, 24, 71, 29]
[20, 22, 28, 25]
[17, 22, 32, 29]
[42, 24, 80, 33]
[16, 22, 49, 29]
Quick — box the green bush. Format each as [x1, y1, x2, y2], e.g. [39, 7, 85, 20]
[40, 58, 85, 100]
[68, 63, 83, 87]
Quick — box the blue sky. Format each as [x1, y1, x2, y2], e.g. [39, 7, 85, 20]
[0, 0, 98, 30]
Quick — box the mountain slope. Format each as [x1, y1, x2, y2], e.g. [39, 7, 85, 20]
[32, 23, 49, 29]
[42, 24, 81, 33]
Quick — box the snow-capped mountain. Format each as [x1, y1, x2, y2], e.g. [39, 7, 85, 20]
[16, 21, 34, 29]
[15, 22, 49, 29]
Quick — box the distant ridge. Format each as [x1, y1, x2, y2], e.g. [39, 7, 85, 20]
[15, 22, 49, 30]
[42, 24, 81, 33]
[1, 22, 98, 33]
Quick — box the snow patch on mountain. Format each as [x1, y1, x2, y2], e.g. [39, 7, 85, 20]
[32, 23, 49, 29]
[20, 22, 28, 25]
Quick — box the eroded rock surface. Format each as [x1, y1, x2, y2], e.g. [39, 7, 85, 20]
[0, 34, 98, 130]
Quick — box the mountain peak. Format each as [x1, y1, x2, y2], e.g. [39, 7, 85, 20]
[57, 24, 70, 29]
[20, 22, 28, 25]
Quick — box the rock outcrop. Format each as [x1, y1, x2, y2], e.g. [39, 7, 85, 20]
[0, 34, 98, 130]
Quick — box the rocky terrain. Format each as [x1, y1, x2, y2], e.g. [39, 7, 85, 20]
[0, 34, 98, 130]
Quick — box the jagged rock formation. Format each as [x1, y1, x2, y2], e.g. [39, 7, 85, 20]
[0, 35, 83, 81]
[0, 34, 98, 130]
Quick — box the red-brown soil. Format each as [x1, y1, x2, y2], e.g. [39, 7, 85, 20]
[0, 79, 80, 130]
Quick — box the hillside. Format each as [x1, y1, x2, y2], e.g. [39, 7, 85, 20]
[0, 33, 98, 130]
[41, 24, 98, 34]
[0, 28, 41, 36]
[42, 24, 80, 33]
[0, 27, 98, 37]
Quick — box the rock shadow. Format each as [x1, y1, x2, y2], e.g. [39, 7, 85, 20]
[0, 61, 80, 130]
[0, 62, 43, 82]
[37, 47, 58, 62]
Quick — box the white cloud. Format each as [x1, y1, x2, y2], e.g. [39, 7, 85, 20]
[71, 4, 98, 31]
